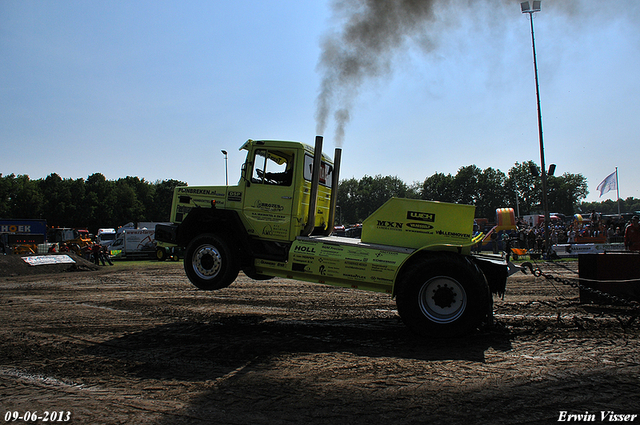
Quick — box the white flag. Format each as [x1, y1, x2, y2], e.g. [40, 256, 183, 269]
[596, 170, 617, 197]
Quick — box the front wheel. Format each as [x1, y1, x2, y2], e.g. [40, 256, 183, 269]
[396, 255, 491, 338]
[184, 234, 239, 290]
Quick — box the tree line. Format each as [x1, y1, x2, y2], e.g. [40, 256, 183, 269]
[0, 173, 186, 233]
[338, 160, 603, 225]
[2, 161, 635, 232]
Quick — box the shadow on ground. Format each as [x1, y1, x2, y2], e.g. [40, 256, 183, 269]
[87, 316, 513, 382]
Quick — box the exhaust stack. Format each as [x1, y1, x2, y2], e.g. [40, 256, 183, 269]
[302, 136, 323, 236]
[323, 147, 342, 236]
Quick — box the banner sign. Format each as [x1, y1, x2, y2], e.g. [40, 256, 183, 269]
[22, 255, 76, 266]
[552, 243, 625, 257]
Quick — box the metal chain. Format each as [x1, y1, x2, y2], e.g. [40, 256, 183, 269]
[520, 261, 640, 319]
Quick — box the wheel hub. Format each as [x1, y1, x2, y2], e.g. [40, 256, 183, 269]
[418, 276, 467, 324]
[431, 284, 457, 309]
[193, 246, 222, 279]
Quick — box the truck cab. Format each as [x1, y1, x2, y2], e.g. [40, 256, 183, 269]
[158, 138, 336, 264]
[97, 228, 116, 247]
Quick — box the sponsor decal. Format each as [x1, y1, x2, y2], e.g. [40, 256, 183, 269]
[370, 275, 393, 282]
[345, 261, 367, 270]
[317, 257, 339, 265]
[347, 248, 369, 256]
[372, 258, 396, 264]
[375, 251, 399, 257]
[322, 244, 343, 251]
[371, 264, 392, 272]
[251, 212, 286, 222]
[292, 254, 315, 260]
[407, 211, 435, 222]
[320, 244, 344, 257]
[228, 191, 242, 202]
[406, 223, 434, 230]
[435, 230, 471, 239]
[376, 220, 403, 229]
[259, 224, 287, 238]
[257, 259, 286, 268]
[345, 257, 368, 262]
[343, 273, 367, 280]
[178, 187, 225, 197]
[254, 200, 285, 212]
[294, 245, 316, 253]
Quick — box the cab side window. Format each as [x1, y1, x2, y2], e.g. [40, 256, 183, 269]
[303, 153, 333, 188]
[252, 149, 294, 186]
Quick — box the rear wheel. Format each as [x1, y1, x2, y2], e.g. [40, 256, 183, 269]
[184, 234, 239, 290]
[396, 255, 490, 337]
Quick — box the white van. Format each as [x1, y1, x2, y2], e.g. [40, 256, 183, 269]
[97, 228, 117, 247]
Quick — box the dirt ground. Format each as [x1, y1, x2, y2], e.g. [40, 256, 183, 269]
[1, 254, 639, 425]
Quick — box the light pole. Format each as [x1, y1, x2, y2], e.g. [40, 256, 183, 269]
[221, 150, 228, 185]
[521, 1, 551, 258]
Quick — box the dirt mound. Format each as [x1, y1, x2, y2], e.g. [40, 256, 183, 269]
[0, 253, 100, 278]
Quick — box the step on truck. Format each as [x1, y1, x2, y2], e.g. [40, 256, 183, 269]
[156, 136, 510, 337]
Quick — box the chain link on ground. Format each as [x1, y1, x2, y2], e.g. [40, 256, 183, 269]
[517, 259, 640, 326]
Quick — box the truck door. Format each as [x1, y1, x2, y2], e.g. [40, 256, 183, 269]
[243, 148, 296, 241]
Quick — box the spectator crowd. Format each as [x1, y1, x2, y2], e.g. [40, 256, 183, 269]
[483, 211, 638, 254]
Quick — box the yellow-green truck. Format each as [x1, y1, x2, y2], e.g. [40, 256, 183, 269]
[156, 136, 509, 337]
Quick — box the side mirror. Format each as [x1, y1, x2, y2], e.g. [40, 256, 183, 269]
[242, 162, 250, 187]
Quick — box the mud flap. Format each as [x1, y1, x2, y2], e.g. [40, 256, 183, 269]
[472, 254, 508, 297]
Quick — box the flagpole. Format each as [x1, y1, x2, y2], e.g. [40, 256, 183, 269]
[616, 167, 620, 216]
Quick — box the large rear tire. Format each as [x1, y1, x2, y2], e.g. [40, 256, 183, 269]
[184, 234, 239, 290]
[396, 254, 491, 338]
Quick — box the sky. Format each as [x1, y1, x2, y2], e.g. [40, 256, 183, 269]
[1, 0, 639, 205]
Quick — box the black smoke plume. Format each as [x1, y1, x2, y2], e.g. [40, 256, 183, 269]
[314, 0, 608, 146]
[316, 0, 442, 145]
